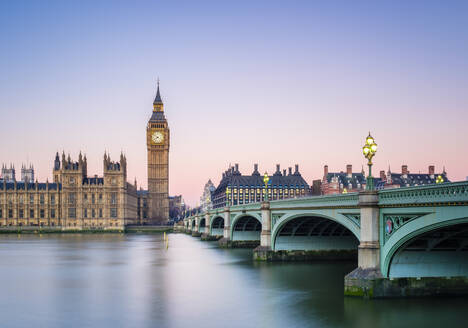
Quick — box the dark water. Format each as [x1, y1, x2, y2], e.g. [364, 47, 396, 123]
[0, 234, 467, 328]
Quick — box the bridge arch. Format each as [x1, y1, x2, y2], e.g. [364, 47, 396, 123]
[199, 218, 206, 233]
[210, 215, 224, 236]
[191, 219, 195, 230]
[271, 212, 360, 252]
[230, 213, 262, 241]
[382, 215, 468, 278]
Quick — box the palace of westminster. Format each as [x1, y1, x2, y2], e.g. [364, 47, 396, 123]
[0, 83, 451, 229]
[0, 84, 170, 229]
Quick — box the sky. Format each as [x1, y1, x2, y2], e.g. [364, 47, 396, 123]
[1, 0, 467, 206]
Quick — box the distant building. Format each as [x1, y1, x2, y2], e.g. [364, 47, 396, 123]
[1, 164, 35, 183]
[136, 189, 149, 224]
[1, 164, 16, 182]
[212, 163, 310, 209]
[321, 164, 450, 195]
[169, 195, 185, 221]
[377, 165, 449, 189]
[200, 180, 215, 212]
[0, 152, 138, 229]
[21, 164, 34, 183]
[321, 165, 366, 195]
[311, 179, 322, 195]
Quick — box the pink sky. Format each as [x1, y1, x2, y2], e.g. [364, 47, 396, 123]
[1, 1, 467, 206]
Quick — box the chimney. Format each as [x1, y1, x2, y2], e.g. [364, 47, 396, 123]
[252, 164, 260, 176]
[380, 170, 386, 181]
[428, 165, 435, 176]
[346, 164, 352, 177]
[235, 163, 239, 172]
[324, 165, 329, 177]
[294, 164, 299, 175]
[276, 164, 280, 173]
[288, 167, 292, 176]
[402, 165, 408, 175]
[283, 169, 287, 176]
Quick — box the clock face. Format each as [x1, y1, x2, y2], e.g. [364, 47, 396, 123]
[152, 131, 164, 144]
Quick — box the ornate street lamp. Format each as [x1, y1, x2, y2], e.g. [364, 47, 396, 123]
[225, 186, 231, 207]
[362, 132, 378, 191]
[436, 175, 444, 184]
[263, 172, 270, 201]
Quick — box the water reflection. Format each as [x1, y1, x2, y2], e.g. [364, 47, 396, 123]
[0, 234, 466, 328]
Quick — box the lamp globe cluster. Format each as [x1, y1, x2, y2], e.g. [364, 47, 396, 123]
[362, 132, 378, 191]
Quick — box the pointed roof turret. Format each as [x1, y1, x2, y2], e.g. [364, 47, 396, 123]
[149, 79, 167, 121]
[153, 79, 163, 105]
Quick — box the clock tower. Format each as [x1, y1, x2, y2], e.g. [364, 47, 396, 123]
[146, 82, 170, 224]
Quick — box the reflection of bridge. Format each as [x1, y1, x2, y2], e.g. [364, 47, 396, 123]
[184, 182, 468, 298]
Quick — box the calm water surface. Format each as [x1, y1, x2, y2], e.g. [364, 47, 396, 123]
[0, 233, 466, 328]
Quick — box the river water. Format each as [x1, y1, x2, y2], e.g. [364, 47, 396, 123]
[0, 233, 466, 328]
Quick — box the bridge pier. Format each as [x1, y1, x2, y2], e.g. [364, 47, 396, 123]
[218, 207, 231, 247]
[191, 217, 201, 237]
[344, 191, 384, 298]
[201, 213, 219, 241]
[253, 202, 272, 259]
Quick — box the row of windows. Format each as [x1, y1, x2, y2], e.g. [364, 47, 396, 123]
[83, 193, 102, 204]
[66, 222, 120, 227]
[0, 222, 57, 227]
[1, 194, 56, 205]
[227, 189, 306, 201]
[0, 222, 119, 227]
[68, 193, 117, 205]
[0, 208, 55, 219]
[229, 188, 306, 194]
[212, 189, 308, 208]
[68, 208, 118, 218]
[83, 208, 103, 218]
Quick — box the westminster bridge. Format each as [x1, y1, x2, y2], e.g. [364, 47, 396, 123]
[184, 181, 468, 298]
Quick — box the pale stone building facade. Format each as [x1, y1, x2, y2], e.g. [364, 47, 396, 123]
[0, 152, 138, 229]
[0, 84, 171, 228]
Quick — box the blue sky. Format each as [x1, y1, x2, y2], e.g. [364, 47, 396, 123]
[1, 1, 467, 204]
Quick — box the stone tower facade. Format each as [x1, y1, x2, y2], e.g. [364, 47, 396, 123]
[146, 83, 170, 224]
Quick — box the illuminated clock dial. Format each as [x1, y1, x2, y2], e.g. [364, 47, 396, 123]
[152, 131, 164, 144]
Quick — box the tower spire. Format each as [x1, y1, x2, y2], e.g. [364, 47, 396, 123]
[153, 78, 163, 106]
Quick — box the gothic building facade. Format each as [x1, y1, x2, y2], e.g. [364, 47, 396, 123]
[0, 152, 138, 229]
[144, 82, 170, 224]
[200, 179, 215, 212]
[0, 84, 171, 228]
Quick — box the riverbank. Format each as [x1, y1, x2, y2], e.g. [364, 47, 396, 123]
[0, 225, 175, 234]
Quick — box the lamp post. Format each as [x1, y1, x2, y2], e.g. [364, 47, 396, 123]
[362, 132, 378, 191]
[436, 175, 444, 184]
[225, 186, 231, 207]
[263, 172, 270, 202]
